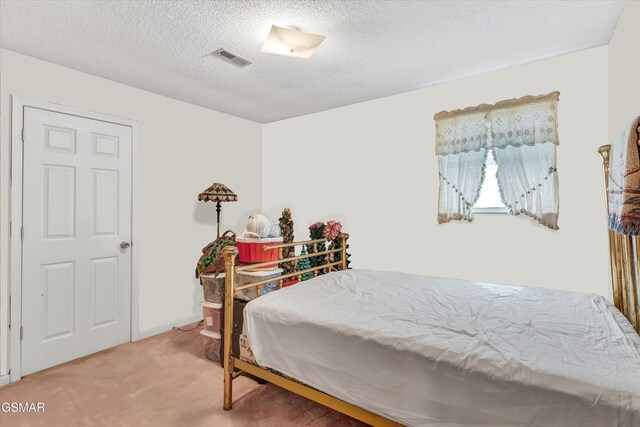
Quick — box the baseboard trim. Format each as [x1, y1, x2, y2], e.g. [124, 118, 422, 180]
[134, 313, 202, 341]
[0, 374, 10, 387]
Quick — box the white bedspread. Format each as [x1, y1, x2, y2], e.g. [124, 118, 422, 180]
[243, 269, 640, 426]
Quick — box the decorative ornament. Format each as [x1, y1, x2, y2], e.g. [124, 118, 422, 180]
[278, 208, 296, 274]
[324, 220, 342, 241]
[245, 214, 273, 238]
[270, 220, 282, 237]
[296, 247, 314, 281]
[329, 232, 351, 269]
[307, 222, 327, 274]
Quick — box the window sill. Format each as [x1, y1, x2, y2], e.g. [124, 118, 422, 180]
[471, 207, 509, 215]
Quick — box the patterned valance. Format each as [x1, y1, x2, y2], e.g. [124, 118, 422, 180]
[490, 94, 559, 150]
[435, 111, 488, 155]
[434, 92, 560, 155]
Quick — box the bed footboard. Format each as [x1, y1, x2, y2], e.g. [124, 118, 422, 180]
[221, 233, 349, 410]
[218, 234, 400, 426]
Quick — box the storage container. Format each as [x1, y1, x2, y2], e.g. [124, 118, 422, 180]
[226, 299, 246, 360]
[235, 268, 283, 301]
[236, 236, 283, 266]
[239, 334, 256, 364]
[281, 279, 299, 287]
[200, 329, 221, 363]
[201, 301, 222, 334]
[199, 273, 225, 304]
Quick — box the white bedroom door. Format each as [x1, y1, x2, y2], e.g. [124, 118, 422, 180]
[21, 106, 132, 376]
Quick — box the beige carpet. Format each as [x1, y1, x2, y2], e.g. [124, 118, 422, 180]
[0, 323, 367, 427]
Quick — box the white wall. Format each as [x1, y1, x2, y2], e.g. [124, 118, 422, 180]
[0, 49, 262, 375]
[608, 0, 640, 139]
[2, 5, 636, 379]
[262, 47, 610, 299]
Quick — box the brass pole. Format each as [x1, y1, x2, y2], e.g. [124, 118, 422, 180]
[312, 243, 318, 277]
[236, 247, 342, 272]
[222, 246, 238, 411]
[620, 235, 631, 318]
[234, 261, 343, 292]
[265, 238, 326, 250]
[598, 145, 623, 309]
[612, 234, 624, 309]
[339, 233, 349, 270]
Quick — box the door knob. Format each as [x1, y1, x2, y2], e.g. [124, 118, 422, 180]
[120, 241, 131, 249]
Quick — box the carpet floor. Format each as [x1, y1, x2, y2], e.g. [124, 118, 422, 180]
[0, 323, 367, 427]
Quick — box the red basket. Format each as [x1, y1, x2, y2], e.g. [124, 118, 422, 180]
[282, 279, 299, 288]
[236, 237, 283, 266]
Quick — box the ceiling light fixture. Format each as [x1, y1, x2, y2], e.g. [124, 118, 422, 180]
[261, 25, 325, 59]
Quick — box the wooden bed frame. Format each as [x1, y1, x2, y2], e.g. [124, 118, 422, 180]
[598, 123, 640, 333]
[220, 233, 402, 426]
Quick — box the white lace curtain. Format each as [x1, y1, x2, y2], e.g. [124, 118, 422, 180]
[435, 111, 488, 222]
[435, 92, 560, 229]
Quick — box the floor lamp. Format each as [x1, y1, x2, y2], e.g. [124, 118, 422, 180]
[198, 182, 238, 239]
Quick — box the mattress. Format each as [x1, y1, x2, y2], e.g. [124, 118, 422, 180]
[243, 269, 640, 426]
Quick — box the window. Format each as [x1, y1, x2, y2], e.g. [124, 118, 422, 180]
[471, 151, 508, 214]
[434, 91, 560, 229]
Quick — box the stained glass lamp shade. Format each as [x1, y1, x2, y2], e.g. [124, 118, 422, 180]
[198, 183, 238, 238]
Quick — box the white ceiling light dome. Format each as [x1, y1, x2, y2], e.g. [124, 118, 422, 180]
[261, 25, 326, 59]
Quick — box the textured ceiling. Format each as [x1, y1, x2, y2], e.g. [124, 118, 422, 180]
[0, 0, 624, 123]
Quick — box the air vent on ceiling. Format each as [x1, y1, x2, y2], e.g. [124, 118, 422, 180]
[212, 48, 252, 68]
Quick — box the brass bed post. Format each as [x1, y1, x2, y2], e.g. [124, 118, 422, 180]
[598, 145, 623, 309]
[222, 246, 238, 411]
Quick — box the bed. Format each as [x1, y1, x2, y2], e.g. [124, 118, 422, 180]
[219, 237, 639, 426]
[218, 138, 640, 425]
[243, 269, 640, 426]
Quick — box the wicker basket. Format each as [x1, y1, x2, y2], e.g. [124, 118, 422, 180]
[200, 273, 225, 303]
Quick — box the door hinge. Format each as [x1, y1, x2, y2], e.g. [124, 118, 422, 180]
[20, 326, 23, 341]
[21, 128, 25, 143]
[20, 226, 24, 241]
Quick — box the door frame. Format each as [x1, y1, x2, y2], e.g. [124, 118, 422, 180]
[9, 96, 140, 382]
